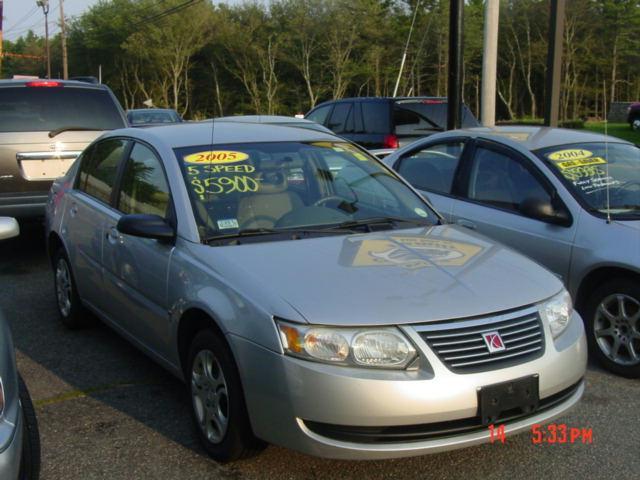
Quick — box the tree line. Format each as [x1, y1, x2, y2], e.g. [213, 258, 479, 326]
[2, 0, 639, 121]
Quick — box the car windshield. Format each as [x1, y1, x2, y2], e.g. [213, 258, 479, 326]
[536, 142, 640, 216]
[174, 141, 437, 242]
[0, 86, 124, 132]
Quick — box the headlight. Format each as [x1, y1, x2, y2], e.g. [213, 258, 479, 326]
[539, 290, 573, 339]
[276, 320, 417, 369]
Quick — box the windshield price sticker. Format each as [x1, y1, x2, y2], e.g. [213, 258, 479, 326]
[184, 151, 260, 198]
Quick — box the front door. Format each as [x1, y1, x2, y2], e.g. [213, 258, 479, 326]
[451, 140, 577, 281]
[101, 142, 174, 356]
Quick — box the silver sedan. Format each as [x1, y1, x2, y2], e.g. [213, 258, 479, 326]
[46, 122, 586, 461]
[383, 126, 640, 377]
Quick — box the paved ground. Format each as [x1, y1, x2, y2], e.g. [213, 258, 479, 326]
[1, 223, 638, 480]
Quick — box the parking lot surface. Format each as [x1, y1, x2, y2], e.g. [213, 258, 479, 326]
[1, 223, 639, 480]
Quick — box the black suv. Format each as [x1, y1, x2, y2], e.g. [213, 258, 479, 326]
[305, 97, 479, 149]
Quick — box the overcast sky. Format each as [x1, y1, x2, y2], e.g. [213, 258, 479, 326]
[2, 0, 242, 41]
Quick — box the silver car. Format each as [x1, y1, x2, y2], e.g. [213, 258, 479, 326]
[45, 122, 586, 461]
[383, 126, 640, 377]
[0, 218, 41, 479]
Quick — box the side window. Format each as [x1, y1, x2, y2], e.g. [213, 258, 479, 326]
[78, 139, 128, 204]
[468, 146, 551, 214]
[117, 143, 171, 218]
[397, 142, 465, 195]
[327, 103, 352, 133]
[361, 102, 390, 134]
[306, 105, 332, 125]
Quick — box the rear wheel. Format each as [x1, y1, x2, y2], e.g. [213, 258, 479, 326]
[583, 279, 640, 378]
[187, 329, 264, 462]
[18, 375, 41, 480]
[52, 248, 89, 329]
[631, 117, 640, 131]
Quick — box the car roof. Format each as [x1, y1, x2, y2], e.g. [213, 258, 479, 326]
[216, 115, 317, 124]
[434, 126, 632, 151]
[0, 79, 109, 90]
[127, 108, 177, 113]
[110, 120, 343, 148]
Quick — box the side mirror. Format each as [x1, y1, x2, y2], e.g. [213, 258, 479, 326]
[117, 214, 175, 241]
[0, 217, 20, 240]
[520, 197, 571, 227]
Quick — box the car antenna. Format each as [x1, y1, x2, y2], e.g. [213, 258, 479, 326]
[604, 100, 611, 224]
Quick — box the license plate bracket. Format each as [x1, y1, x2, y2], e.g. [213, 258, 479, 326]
[478, 375, 539, 425]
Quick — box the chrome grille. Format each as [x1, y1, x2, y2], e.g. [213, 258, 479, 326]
[416, 306, 545, 373]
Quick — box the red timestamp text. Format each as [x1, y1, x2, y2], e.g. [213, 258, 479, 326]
[531, 423, 593, 444]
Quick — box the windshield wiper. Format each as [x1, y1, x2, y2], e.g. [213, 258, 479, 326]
[48, 126, 103, 138]
[324, 216, 432, 232]
[203, 226, 354, 244]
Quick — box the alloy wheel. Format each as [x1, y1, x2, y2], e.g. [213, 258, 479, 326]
[594, 293, 640, 366]
[55, 258, 72, 317]
[191, 349, 229, 444]
[633, 119, 640, 131]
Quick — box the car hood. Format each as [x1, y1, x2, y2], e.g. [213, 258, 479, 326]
[196, 225, 563, 326]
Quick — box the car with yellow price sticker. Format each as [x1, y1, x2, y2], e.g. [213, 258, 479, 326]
[45, 122, 586, 461]
[383, 126, 640, 377]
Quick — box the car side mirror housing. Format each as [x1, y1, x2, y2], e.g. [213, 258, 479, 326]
[0, 217, 20, 240]
[520, 197, 571, 227]
[117, 214, 175, 241]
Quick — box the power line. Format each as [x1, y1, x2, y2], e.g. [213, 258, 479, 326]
[4, 6, 39, 34]
[131, 0, 202, 28]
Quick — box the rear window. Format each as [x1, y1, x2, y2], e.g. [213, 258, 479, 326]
[393, 100, 479, 133]
[0, 86, 125, 133]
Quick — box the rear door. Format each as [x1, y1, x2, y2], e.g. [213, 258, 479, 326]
[392, 140, 468, 221]
[101, 141, 174, 356]
[451, 140, 577, 280]
[64, 138, 129, 310]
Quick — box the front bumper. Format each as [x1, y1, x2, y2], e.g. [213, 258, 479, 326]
[230, 310, 587, 460]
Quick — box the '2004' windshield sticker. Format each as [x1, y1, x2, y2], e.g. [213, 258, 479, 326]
[184, 151, 260, 199]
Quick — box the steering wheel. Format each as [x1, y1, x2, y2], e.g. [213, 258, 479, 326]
[313, 196, 348, 208]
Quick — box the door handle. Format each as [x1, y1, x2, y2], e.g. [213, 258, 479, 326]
[69, 203, 78, 217]
[106, 226, 123, 244]
[456, 219, 477, 230]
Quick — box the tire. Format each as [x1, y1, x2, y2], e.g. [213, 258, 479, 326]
[187, 329, 264, 462]
[631, 117, 640, 131]
[582, 279, 640, 378]
[18, 375, 41, 480]
[52, 248, 89, 329]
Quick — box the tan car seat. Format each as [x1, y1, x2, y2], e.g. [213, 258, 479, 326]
[237, 166, 303, 229]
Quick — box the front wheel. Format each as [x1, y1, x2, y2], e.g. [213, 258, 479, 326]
[583, 279, 640, 378]
[18, 375, 41, 480]
[187, 329, 264, 462]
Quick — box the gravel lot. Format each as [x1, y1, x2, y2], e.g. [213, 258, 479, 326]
[1, 223, 638, 480]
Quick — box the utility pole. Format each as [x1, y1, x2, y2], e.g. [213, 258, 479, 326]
[0, 1, 4, 78]
[37, 0, 52, 79]
[59, 0, 68, 79]
[481, 0, 499, 127]
[544, 0, 565, 127]
[447, 0, 464, 130]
